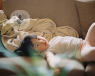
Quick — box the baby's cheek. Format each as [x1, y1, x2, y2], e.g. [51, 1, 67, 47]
[39, 46, 46, 52]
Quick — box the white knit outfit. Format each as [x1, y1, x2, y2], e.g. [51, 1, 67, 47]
[41, 36, 83, 59]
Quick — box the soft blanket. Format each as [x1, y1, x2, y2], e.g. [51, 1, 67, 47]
[0, 14, 79, 52]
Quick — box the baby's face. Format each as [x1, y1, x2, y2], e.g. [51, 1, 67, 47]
[30, 36, 49, 53]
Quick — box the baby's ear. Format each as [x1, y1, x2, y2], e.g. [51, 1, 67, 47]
[33, 52, 40, 55]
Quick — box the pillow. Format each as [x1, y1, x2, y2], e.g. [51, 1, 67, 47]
[75, 0, 95, 39]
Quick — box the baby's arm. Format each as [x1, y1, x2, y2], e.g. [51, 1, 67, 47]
[45, 52, 60, 75]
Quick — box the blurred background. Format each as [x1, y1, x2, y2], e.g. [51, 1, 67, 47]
[0, 0, 3, 10]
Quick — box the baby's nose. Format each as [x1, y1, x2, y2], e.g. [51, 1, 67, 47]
[39, 40, 45, 44]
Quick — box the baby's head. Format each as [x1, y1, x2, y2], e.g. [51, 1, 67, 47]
[21, 34, 49, 56]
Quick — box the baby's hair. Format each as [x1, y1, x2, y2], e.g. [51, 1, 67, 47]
[21, 34, 37, 56]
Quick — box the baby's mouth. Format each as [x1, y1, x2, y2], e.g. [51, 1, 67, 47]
[45, 42, 46, 45]
[45, 41, 47, 46]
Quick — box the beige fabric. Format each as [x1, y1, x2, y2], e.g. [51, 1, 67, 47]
[1, 16, 56, 51]
[0, 10, 7, 21]
[1, 16, 79, 52]
[76, 0, 95, 39]
[53, 26, 79, 38]
[3, 0, 82, 37]
[0, 10, 7, 31]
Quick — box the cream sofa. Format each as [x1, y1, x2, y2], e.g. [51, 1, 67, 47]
[0, 0, 95, 76]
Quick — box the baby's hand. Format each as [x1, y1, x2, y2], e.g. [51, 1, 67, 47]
[53, 69, 60, 75]
[49, 57, 60, 75]
[46, 52, 61, 75]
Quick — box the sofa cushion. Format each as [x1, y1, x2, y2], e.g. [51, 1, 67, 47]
[0, 57, 34, 76]
[0, 57, 51, 76]
[0, 57, 85, 76]
[85, 62, 95, 76]
[3, 0, 82, 37]
[57, 59, 85, 76]
[75, 0, 95, 39]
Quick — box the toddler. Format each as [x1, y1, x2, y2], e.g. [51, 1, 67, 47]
[21, 22, 95, 75]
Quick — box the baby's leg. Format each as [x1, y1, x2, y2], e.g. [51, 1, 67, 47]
[81, 23, 95, 62]
[81, 43, 95, 62]
[85, 22, 95, 46]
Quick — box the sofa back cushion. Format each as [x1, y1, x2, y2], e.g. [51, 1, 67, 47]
[3, 0, 82, 37]
[76, 0, 95, 39]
